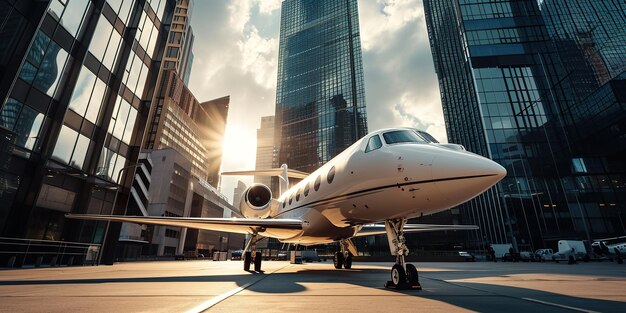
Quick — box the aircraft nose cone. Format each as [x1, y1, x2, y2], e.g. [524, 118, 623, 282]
[434, 150, 505, 181]
[432, 150, 506, 205]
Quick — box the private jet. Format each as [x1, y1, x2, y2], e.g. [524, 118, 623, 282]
[68, 127, 506, 289]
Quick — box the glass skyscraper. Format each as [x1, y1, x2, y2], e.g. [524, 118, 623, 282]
[275, 0, 368, 174]
[424, 0, 626, 251]
[0, 0, 174, 266]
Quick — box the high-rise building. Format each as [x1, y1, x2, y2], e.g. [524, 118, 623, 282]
[254, 116, 277, 191]
[275, 0, 368, 174]
[0, 0, 174, 266]
[144, 68, 229, 185]
[161, 0, 194, 85]
[424, 0, 626, 251]
[540, 0, 626, 93]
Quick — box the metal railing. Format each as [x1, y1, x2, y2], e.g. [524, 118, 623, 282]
[0, 237, 100, 268]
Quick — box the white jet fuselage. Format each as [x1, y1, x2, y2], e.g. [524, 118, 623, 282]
[260, 129, 506, 244]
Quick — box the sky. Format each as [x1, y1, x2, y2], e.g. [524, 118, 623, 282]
[187, 0, 445, 203]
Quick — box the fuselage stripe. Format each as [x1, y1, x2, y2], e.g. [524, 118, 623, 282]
[273, 174, 496, 218]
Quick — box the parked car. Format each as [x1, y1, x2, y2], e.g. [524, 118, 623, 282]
[230, 250, 243, 260]
[519, 251, 537, 262]
[501, 252, 522, 262]
[534, 249, 554, 261]
[458, 251, 475, 262]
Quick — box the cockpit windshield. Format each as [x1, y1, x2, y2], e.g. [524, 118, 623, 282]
[414, 130, 439, 143]
[382, 130, 428, 145]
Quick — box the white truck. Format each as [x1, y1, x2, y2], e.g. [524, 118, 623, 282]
[554, 240, 587, 261]
[490, 244, 513, 259]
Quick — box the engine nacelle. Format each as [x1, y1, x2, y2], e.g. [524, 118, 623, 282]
[239, 184, 273, 219]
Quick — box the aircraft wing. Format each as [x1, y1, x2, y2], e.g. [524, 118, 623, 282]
[66, 214, 302, 235]
[354, 224, 478, 237]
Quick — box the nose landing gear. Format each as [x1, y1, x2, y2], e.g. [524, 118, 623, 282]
[384, 218, 421, 290]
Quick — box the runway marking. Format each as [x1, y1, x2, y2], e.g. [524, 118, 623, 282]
[185, 264, 290, 313]
[522, 298, 600, 313]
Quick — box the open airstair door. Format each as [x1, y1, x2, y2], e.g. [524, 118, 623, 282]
[221, 164, 309, 195]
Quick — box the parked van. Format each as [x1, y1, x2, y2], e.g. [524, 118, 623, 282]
[490, 244, 513, 259]
[554, 240, 587, 261]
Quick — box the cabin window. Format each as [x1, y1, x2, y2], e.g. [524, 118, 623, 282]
[304, 183, 310, 197]
[365, 135, 383, 152]
[282, 201, 286, 208]
[382, 130, 427, 145]
[289, 194, 293, 205]
[314, 175, 321, 191]
[296, 188, 302, 201]
[327, 166, 335, 184]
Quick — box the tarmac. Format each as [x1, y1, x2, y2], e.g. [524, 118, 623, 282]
[1, 260, 625, 312]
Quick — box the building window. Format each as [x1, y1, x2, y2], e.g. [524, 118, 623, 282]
[19, 31, 69, 98]
[165, 229, 179, 238]
[68, 66, 107, 124]
[52, 125, 79, 164]
[89, 16, 121, 70]
[0, 98, 44, 151]
[48, 0, 90, 37]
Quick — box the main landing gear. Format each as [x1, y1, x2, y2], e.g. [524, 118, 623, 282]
[333, 239, 354, 269]
[384, 218, 421, 290]
[243, 233, 263, 272]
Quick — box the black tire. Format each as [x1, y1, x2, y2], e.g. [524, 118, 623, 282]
[254, 252, 262, 271]
[405, 264, 419, 286]
[344, 252, 353, 269]
[243, 251, 252, 271]
[391, 264, 406, 286]
[333, 252, 344, 269]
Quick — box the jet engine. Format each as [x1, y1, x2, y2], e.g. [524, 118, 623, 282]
[239, 184, 274, 219]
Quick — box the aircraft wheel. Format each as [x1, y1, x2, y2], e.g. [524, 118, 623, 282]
[391, 264, 406, 286]
[334, 252, 344, 269]
[254, 252, 263, 272]
[344, 252, 353, 269]
[243, 251, 252, 271]
[406, 264, 419, 286]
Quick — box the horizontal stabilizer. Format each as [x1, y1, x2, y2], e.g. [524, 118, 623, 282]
[66, 214, 302, 235]
[221, 168, 309, 179]
[354, 223, 479, 237]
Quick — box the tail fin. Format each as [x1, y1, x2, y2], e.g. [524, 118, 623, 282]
[221, 164, 309, 195]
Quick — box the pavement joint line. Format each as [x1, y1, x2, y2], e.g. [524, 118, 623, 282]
[421, 275, 599, 313]
[521, 298, 600, 313]
[185, 264, 291, 313]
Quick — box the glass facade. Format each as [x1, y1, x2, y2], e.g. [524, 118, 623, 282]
[0, 0, 175, 266]
[424, 0, 626, 251]
[275, 0, 368, 173]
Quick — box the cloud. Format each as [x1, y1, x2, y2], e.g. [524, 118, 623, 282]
[237, 26, 278, 89]
[359, 0, 424, 51]
[358, 0, 447, 142]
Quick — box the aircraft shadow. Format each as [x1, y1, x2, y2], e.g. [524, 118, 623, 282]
[1, 263, 624, 312]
